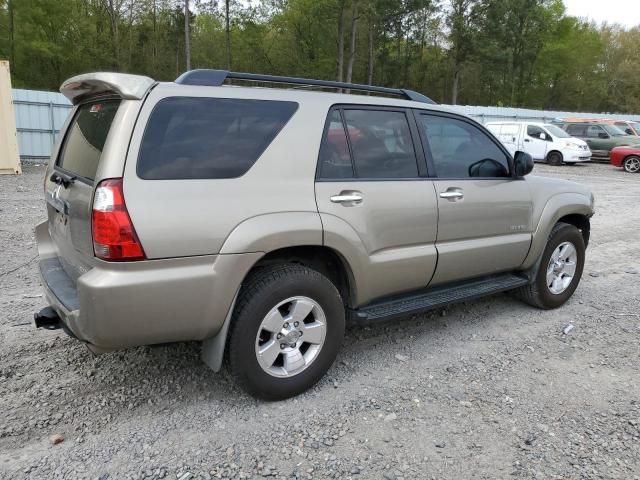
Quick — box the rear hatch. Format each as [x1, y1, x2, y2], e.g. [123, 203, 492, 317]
[45, 99, 121, 282]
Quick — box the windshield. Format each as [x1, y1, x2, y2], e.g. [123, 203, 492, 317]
[632, 123, 640, 134]
[544, 124, 571, 138]
[603, 124, 628, 136]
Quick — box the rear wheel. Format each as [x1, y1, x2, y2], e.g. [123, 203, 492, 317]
[516, 222, 585, 309]
[547, 151, 564, 166]
[228, 264, 345, 400]
[623, 155, 640, 173]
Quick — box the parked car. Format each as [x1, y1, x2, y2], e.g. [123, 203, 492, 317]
[610, 145, 640, 173]
[612, 120, 640, 136]
[562, 118, 640, 137]
[561, 122, 639, 158]
[34, 70, 594, 399]
[485, 121, 591, 165]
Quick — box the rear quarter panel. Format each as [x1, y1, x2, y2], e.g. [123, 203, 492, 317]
[123, 85, 327, 259]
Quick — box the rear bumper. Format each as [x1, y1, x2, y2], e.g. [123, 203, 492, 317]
[35, 221, 262, 352]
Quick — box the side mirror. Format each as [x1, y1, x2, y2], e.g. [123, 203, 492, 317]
[626, 129, 634, 135]
[540, 132, 547, 141]
[514, 151, 534, 177]
[598, 132, 609, 139]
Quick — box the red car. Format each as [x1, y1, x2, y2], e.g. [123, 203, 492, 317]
[610, 145, 640, 173]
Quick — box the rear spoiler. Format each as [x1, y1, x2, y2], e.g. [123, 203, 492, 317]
[60, 72, 156, 105]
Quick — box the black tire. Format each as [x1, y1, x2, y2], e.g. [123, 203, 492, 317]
[547, 151, 564, 166]
[227, 264, 345, 400]
[515, 222, 585, 309]
[623, 155, 640, 173]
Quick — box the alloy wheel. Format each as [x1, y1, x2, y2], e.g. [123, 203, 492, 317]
[623, 156, 640, 173]
[254, 296, 327, 378]
[546, 241, 578, 295]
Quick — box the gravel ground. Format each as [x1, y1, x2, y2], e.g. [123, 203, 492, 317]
[1, 163, 639, 480]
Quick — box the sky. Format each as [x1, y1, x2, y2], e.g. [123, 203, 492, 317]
[564, 0, 640, 28]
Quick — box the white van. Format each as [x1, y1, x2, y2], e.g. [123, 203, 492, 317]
[485, 121, 591, 165]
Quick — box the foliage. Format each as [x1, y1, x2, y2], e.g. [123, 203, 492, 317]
[0, 0, 638, 113]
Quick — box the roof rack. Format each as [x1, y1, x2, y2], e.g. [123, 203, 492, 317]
[174, 69, 437, 105]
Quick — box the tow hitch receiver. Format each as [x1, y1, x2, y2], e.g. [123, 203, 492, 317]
[34, 306, 61, 330]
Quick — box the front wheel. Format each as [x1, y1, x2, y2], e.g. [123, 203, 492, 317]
[623, 155, 640, 173]
[516, 222, 585, 309]
[227, 264, 345, 400]
[547, 151, 564, 166]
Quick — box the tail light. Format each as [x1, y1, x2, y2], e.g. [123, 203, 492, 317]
[92, 178, 145, 261]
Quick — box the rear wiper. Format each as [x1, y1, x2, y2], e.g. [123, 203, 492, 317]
[50, 171, 76, 188]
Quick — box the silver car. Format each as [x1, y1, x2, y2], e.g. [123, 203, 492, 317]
[34, 70, 594, 399]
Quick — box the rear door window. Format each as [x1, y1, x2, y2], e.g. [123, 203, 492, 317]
[138, 97, 298, 179]
[566, 124, 586, 136]
[57, 100, 120, 181]
[342, 109, 419, 179]
[317, 108, 420, 180]
[567, 125, 585, 137]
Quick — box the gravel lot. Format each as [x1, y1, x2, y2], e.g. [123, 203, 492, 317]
[1, 163, 639, 480]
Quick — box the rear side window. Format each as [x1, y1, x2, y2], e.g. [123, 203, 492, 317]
[57, 100, 120, 181]
[318, 110, 354, 179]
[138, 97, 298, 179]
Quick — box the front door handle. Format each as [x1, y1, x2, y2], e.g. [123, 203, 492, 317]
[439, 189, 464, 201]
[330, 192, 363, 205]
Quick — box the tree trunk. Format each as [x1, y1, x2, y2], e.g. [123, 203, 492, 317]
[225, 0, 231, 69]
[336, 0, 346, 82]
[185, 0, 191, 71]
[176, 43, 180, 77]
[452, 67, 461, 105]
[112, 19, 120, 70]
[152, 0, 157, 75]
[402, 31, 410, 86]
[8, 0, 15, 75]
[106, 0, 121, 70]
[345, 0, 358, 84]
[127, 1, 134, 70]
[367, 21, 374, 85]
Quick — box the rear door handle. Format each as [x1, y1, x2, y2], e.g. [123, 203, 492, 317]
[330, 192, 363, 205]
[439, 189, 464, 201]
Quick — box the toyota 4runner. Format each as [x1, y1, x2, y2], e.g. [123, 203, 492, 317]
[34, 70, 594, 399]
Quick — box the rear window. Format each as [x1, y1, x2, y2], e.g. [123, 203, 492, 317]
[137, 97, 298, 180]
[57, 100, 120, 181]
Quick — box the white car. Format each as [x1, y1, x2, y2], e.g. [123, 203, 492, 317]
[485, 121, 591, 165]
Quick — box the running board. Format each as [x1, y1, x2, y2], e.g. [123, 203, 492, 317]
[350, 273, 529, 323]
